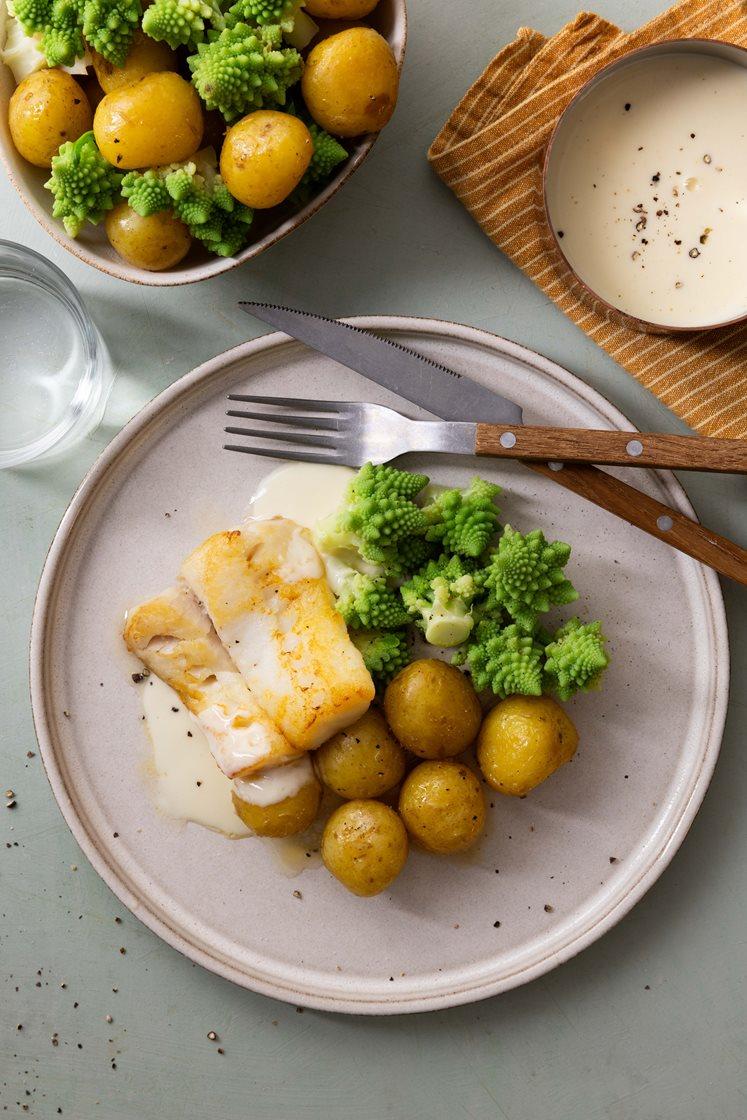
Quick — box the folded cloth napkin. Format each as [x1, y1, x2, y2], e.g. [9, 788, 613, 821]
[429, 0, 747, 438]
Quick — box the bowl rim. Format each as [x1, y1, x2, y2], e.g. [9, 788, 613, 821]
[0, 1, 408, 286]
[542, 37, 747, 335]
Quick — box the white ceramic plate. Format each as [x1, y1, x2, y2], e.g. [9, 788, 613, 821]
[0, 2, 407, 286]
[30, 317, 729, 1014]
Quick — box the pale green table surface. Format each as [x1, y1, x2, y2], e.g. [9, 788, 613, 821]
[2, 1, 746, 1116]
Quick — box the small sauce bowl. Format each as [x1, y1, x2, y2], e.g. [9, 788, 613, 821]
[543, 38, 747, 334]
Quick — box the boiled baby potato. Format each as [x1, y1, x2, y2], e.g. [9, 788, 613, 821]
[383, 659, 482, 759]
[232, 772, 322, 838]
[105, 203, 192, 271]
[220, 110, 312, 208]
[92, 31, 177, 94]
[305, 0, 379, 16]
[322, 799, 408, 896]
[94, 72, 203, 169]
[399, 761, 485, 855]
[301, 26, 398, 137]
[315, 709, 406, 799]
[9, 70, 92, 168]
[477, 695, 579, 797]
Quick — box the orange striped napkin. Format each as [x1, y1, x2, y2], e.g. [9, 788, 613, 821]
[428, 0, 747, 438]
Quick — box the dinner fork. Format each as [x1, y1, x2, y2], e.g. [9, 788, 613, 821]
[225, 396, 747, 473]
[224, 394, 747, 586]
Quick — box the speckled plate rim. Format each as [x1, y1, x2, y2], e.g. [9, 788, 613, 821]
[29, 316, 730, 1014]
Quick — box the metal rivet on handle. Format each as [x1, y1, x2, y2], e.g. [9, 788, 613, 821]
[499, 431, 517, 449]
[657, 515, 674, 532]
[626, 439, 644, 457]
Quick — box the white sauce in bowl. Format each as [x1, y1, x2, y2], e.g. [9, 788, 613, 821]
[546, 51, 747, 327]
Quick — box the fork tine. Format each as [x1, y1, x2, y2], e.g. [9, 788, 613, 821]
[227, 394, 345, 413]
[224, 425, 339, 448]
[225, 408, 339, 431]
[224, 443, 344, 465]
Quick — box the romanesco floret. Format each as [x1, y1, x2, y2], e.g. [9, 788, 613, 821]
[14, 0, 85, 65]
[482, 525, 578, 632]
[305, 123, 347, 182]
[187, 22, 302, 120]
[142, 0, 221, 50]
[44, 131, 122, 237]
[423, 477, 501, 558]
[454, 620, 544, 698]
[121, 153, 254, 256]
[543, 618, 609, 700]
[335, 571, 409, 631]
[352, 629, 410, 686]
[400, 554, 482, 648]
[223, 0, 317, 47]
[82, 0, 140, 65]
[315, 462, 430, 574]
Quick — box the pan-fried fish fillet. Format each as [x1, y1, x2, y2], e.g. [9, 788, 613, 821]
[180, 517, 375, 751]
[123, 585, 302, 778]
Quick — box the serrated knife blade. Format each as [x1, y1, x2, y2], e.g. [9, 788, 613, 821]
[238, 302, 524, 428]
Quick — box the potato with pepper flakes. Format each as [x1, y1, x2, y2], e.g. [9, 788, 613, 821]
[9, 71, 92, 168]
[301, 27, 398, 137]
[384, 659, 482, 759]
[105, 203, 192, 271]
[94, 72, 203, 169]
[305, 0, 379, 16]
[91, 31, 177, 94]
[220, 110, 312, 208]
[399, 761, 485, 855]
[322, 800, 408, 896]
[477, 695, 579, 797]
[315, 709, 406, 799]
[232, 772, 322, 838]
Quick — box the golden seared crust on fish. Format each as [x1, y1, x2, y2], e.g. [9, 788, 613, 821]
[180, 517, 375, 751]
[123, 585, 302, 778]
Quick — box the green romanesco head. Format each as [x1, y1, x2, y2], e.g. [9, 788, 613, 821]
[44, 132, 123, 237]
[305, 124, 347, 183]
[33, 0, 86, 66]
[400, 554, 482, 648]
[423, 477, 501, 559]
[351, 463, 430, 503]
[352, 629, 410, 687]
[543, 617, 609, 701]
[13, 0, 53, 34]
[482, 525, 578, 632]
[142, 0, 220, 50]
[187, 23, 302, 120]
[224, 0, 293, 25]
[83, 0, 140, 66]
[454, 619, 544, 698]
[335, 572, 409, 631]
[327, 462, 429, 571]
[121, 168, 172, 216]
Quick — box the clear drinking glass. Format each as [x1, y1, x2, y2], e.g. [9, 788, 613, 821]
[0, 241, 110, 468]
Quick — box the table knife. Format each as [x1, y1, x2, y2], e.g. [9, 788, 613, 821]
[238, 302, 747, 585]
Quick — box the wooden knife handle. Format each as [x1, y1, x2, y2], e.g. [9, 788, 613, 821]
[524, 461, 747, 586]
[476, 424, 747, 473]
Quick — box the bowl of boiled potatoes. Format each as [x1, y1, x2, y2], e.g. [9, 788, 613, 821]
[233, 658, 580, 898]
[0, 0, 406, 284]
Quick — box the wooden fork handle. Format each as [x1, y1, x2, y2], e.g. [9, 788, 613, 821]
[476, 424, 747, 473]
[524, 461, 747, 586]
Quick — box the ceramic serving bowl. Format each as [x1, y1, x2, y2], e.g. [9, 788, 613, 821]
[543, 38, 747, 334]
[0, 0, 407, 287]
